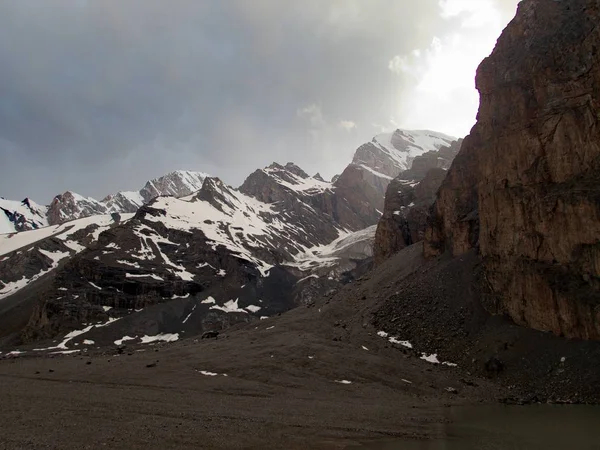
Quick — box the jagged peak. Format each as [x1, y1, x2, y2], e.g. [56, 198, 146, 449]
[263, 162, 309, 179]
[51, 191, 100, 204]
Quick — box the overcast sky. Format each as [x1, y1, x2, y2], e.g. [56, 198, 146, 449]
[0, 0, 520, 203]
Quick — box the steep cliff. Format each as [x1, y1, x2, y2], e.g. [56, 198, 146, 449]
[373, 138, 463, 265]
[424, 0, 600, 339]
[374, 169, 448, 264]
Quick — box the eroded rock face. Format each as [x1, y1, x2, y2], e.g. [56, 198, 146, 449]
[138, 170, 208, 203]
[348, 129, 456, 198]
[47, 192, 108, 226]
[374, 169, 447, 264]
[401, 139, 462, 181]
[424, 0, 600, 339]
[240, 162, 381, 231]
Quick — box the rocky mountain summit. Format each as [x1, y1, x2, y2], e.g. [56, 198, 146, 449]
[423, 0, 600, 339]
[335, 130, 455, 213]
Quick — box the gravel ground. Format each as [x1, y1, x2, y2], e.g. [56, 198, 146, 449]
[1, 243, 598, 448]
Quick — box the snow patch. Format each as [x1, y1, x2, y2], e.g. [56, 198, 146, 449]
[114, 336, 137, 346]
[209, 298, 247, 314]
[126, 273, 164, 281]
[140, 333, 179, 344]
[182, 305, 197, 324]
[245, 305, 261, 313]
[389, 337, 413, 348]
[421, 353, 440, 364]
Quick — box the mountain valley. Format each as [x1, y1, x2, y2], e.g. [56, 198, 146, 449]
[1, 0, 600, 448]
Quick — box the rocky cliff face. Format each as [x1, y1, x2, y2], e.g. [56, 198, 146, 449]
[374, 168, 448, 264]
[400, 139, 463, 181]
[424, 0, 600, 339]
[372, 138, 463, 265]
[240, 161, 381, 231]
[138, 170, 208, 203]
[47, 192, 108, 226]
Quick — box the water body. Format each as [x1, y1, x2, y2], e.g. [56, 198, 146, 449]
[355, 405, 600, 450]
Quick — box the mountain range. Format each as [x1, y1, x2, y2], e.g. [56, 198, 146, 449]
[0, 170, 209, 234]
[2, 3, 600, 444]
[0, 129, 458, 349]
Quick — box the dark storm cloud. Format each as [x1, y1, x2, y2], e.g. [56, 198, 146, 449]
[0, 1, 518, 202]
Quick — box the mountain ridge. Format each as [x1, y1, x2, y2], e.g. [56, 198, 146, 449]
[0, 128, 462, 351]
[0, 170, 209, 233]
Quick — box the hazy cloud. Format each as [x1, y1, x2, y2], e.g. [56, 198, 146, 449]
[339, 121, 357, 131]
[0, 0, 520, 202]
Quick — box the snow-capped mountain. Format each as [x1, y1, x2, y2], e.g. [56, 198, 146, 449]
[0, 162, 380, 349]
[0, 213, 131, 301]
[342, 128, 455, 191]
[101, 191, 145, 214]
[0, 198, 49, 234]
[359, 129, 455, 179]
[138, 170, 209, 203]
[47, 191, 109, 226]
[0, 129, 461, 352]
[1, 170, 209, 233]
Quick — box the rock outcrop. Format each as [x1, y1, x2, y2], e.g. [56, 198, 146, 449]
[424, 0, 600, 339]
[400, 139, 462, 181]
[374, 169, 448, 264]
[373, 138, 463, 264]
[138, 170, 208, 203]
[240, 161, 380, 231]
[47, 191, 108, 226]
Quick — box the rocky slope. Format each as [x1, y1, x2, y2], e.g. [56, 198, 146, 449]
[424, 0, 600, 339]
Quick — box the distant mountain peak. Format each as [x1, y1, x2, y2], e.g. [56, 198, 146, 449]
[1, 169, 212, 233]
